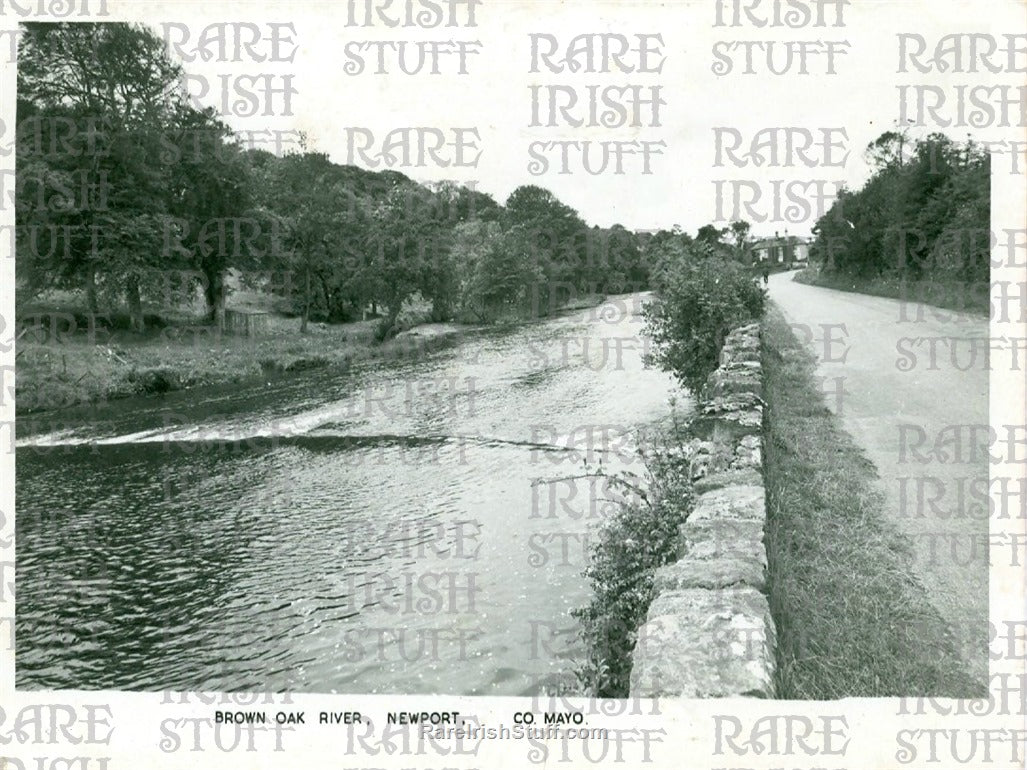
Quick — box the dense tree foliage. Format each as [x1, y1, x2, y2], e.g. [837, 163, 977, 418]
[16, 22, 188, 330]
[14, 22, 667, 338]
[809, 131, 990, 285]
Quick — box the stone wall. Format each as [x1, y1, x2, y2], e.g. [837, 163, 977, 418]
[629, 322, 776, 698]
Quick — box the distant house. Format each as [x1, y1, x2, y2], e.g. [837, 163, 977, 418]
[751, 232, 809, 266]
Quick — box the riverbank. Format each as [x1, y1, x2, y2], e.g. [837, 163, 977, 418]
[16, 315, 487, 414]
[16, 294, 607, 414]
[761, 303, 981, 697]
[16, 315, 346, 414]
[792, 266, 989, 316]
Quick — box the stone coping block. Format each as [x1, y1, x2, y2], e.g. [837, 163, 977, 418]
[690, 484, 766, 523]
[719, 360, 761, 375]
[732, 443, 762, 472]
[711, 407, 763, 444]
[738, 434, 761, 450]
[630, 587, 776, 698]
[720, 349, 760, 367]
[731, 322, 761, 335]
[707, 370, 762, 398]
[677, 518, 767, 568]
[692, 468, 762, 494]
[653, 553, 765, 592]
[702, 392, 763, 415]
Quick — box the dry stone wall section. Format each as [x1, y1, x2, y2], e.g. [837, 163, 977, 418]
[629, 322, 776, 698]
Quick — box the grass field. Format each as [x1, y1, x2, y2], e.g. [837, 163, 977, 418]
[761, 303, 983, 698]
[16, 311, 382, 414]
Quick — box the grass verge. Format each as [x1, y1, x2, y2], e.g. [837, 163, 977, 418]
[792, 267, 989, 317]
[762, 303, 982, 698]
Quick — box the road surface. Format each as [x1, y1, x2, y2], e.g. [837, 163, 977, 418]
[768, 271, 990, 686]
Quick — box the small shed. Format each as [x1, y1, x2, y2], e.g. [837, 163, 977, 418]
[224, 308, 270, 337]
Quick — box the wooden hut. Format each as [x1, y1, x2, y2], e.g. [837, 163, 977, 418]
[223, 308, 270, 337]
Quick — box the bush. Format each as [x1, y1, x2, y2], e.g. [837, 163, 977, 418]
[572, 421, 694, 697]
[127, 366, 180, 394]
[644, 253, 764, 394]
[373, 317, 394, 342]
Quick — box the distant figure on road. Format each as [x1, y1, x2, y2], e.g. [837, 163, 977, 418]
[761, 267, 769, 286]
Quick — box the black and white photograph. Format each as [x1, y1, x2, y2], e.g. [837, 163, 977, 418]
[1, 1, 1024, 767]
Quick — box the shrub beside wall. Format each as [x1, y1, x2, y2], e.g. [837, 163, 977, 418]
[644, 255, 765, 395]
[572, 420, 693, 697]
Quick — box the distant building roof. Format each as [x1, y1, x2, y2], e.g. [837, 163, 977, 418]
[751, 235, 809, 250]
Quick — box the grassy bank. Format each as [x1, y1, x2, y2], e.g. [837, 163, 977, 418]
[762, 304, 982, 698]
[16, 289, 608, 414]
[16, 314, 378, 414]
[792, 266, 989, 316]
[15, 287, 467, 414]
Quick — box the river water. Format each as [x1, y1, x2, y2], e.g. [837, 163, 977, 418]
[15, 293, 681, 695]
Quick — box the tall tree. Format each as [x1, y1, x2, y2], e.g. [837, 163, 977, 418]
[257, 152, 361, 333]
[504, 185, 588, 308]
[729, 220, 751, 261]
[367, 180, 452, 335]
[811, 131, 989, 285]
[163, 105, 255, 324]
[450, 220, 543, 322]
[17, 22, 190, 330]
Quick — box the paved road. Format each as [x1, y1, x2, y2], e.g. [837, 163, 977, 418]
[767, 271, 990, 686]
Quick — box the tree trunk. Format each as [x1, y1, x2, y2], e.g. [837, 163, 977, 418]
[431, 295, 451, 323]
[204, 269, 226, 332]
[126, 276, 144, 333]
[317, 272, 334, 320]
[85, 268, 98, 314]
[300, 268, 311, 333]
[385, 302, 401, 336]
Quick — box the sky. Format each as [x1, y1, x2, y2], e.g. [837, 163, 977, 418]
[129, 0, 1026, 237]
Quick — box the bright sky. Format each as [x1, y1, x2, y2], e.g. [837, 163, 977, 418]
[119, 0, 1027, 237]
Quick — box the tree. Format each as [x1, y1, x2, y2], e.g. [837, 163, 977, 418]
[450, 221, 543, 322]
[645, 249, 765, 394]
[504, 185, 589, 309]
[810, 131, 989, 286]
[586, 224, 645, 293]
[864, 128, 909, 171]
[696, 223, 728, 249]
[163, 105, 256, 324]
[729, 220, 751, 261]
[15, 97, 108, 307]
[367, 180, 452, 336]
[17, 22, 190, 331]
[257, 152, 363, 332]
